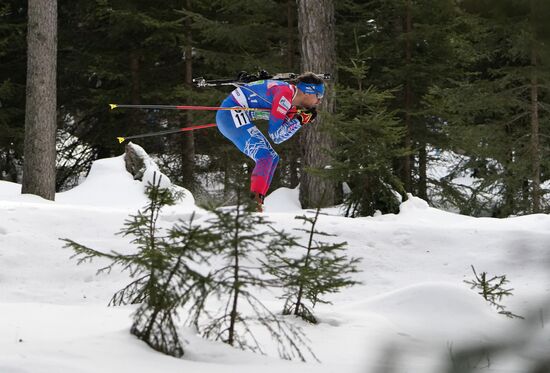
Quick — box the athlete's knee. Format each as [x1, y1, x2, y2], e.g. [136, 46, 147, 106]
[256, 149, 278, 165]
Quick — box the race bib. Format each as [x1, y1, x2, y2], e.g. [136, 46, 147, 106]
[231, 109, 251, 128]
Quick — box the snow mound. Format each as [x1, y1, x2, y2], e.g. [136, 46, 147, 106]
[57, 145, 195, 210]
[264, 186, 301, 212]
[0, 180, 56, 204]
[56, 155, 149, 208]
[399, 194, 430, 212]
[344, 282, 508, 343]
[0, 180, 21, 199]
[370, 194, 476, 227]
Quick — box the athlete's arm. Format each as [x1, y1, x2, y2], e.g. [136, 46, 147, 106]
[267, 86, 302, 144]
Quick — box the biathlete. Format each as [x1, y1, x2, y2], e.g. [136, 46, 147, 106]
[215, 72, 325, 211]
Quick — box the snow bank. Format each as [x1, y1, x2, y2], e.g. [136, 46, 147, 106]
[56, 144, 195, 211]
[1, 153, 549, 373]
[357, 282, 508, 342]
[56, 155, 151, 208]
[264, 186, 301, 212]
[0, 143, 195, 212]
[0, 180, 21, 200]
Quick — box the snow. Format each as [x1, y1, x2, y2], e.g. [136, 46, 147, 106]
[1, 152, 549, 373]
[264, 186, 302, 213]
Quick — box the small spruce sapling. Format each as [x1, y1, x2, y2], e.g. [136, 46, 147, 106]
[464, 265, 523, 319]
[264, 206, 361, 324]
[200, 191, 316, 361]
[62, 175, 216, 357]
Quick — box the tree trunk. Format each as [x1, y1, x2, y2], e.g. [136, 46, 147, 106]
[22, 0, 58, 200]
[287, 0, 299, 188]
[418, 141, 428, 200]
[402, 0, 413, 193]
[180, 0, 195, 192]
[296, 0, 337, 208]
[529, 19, 541, 213]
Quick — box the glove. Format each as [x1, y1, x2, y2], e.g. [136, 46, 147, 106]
[296, 108, 317, 125]
[286, 106, 298, 119]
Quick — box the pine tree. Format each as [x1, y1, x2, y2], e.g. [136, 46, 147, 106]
[327, 46, 407, 216]
[341, 0, 460, 201]
[464, 265, 522, 319]
[57, 0, 188, 188]
[264, 206, 361, 323]
[62, 175, 215, 357]
[426, 0, 550, 216]
[200, 191, 316, 361]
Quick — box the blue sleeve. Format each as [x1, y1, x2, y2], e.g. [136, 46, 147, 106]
[269, 118, 302, 144]
[267, 85, 302, 144]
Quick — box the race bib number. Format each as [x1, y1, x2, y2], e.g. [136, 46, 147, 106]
[231, 109, 251, 128]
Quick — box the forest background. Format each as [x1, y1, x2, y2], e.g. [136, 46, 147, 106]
[2, 0, 550, 217]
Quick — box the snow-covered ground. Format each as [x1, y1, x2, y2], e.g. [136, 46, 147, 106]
[1, 150, 549, 373]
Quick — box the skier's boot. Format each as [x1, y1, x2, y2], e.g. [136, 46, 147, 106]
[251, 192, 265, 212]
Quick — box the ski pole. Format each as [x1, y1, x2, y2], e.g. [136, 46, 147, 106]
[109, 104, 269, 112]
[117, 123, 217, 143]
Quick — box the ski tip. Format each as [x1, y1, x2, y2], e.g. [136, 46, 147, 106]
[116, 137, 126, 144]
[109, 104, 118, 110]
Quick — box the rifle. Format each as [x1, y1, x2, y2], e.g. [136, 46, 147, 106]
[193, 70, 331, 88]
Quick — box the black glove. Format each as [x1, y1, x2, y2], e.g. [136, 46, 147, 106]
[296, 108, 317, 125]
[286, 106, 298, 119]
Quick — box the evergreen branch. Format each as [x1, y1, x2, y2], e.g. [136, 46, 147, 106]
[465, 265, 523, 319]
[246, 293, 318, 362]
[109, 275, 149, 306]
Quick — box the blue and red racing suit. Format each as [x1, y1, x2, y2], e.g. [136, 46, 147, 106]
[216, 79, 302, 197]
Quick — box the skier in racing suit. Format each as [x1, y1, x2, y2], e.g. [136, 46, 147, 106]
[215, 72, 325, 211]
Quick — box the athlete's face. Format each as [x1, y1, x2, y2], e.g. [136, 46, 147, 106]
[301, 92, 322, 109]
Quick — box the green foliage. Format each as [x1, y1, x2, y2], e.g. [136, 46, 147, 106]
[335, 0, 460, 201]
[52, 0, 296, 197]
[0, 1, 26, 181]
[425, 0, 550, 216]
[8, 0, 550, 214]
[62, 174, 215, 357]
[58, 0, 188, 155]
[464, 265, 522, 319]
[327, 56, 406, 216]
[264, 206, 361, 324]
[63, 180, 319, 361]
[330, 0, 464, 214]
[179, 0, 288, 76]
[200, 191, 316, 361]
[170, 0, 293, 201]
